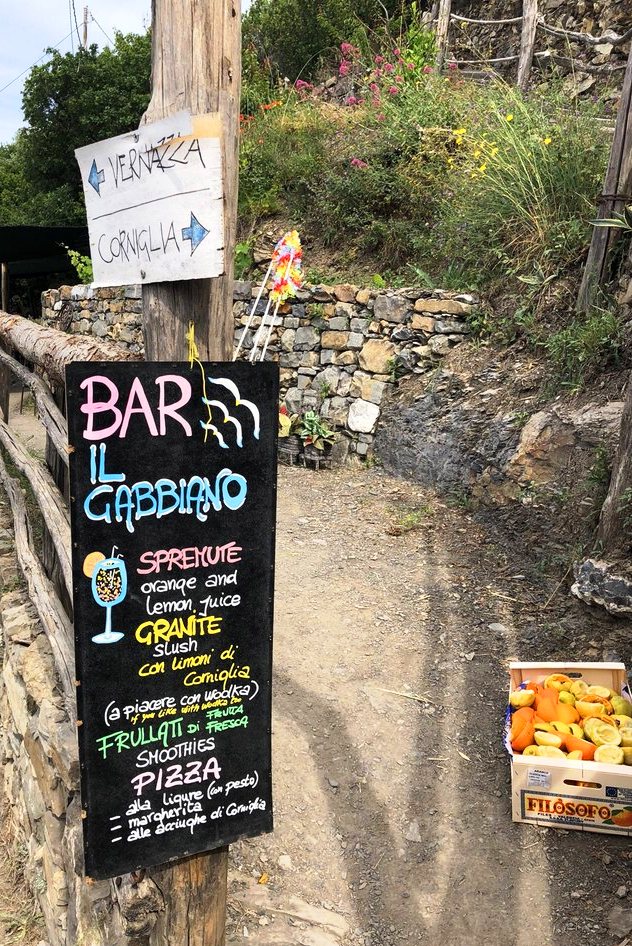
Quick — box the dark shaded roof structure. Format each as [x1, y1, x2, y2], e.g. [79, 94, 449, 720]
[0, 225, 89, 275]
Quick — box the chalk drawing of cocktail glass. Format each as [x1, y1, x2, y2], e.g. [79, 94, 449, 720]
[83, 548, 127, 644]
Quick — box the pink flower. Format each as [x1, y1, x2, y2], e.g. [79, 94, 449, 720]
[384, 62, 394, 73]
[340, 42, 354, 54]
[393, 47, 401, 56]
[395, 74, 404, 83]
[339, 61, 350, 76]
[374, 68, 383, 78]
[372, 97, 381, 107]
[350, 157, 368, 169]
[375, 55, 385, 64]
[295, 79, 312, 90]
[388, 85, 399, 95]
[376, 112, 386, 122]
[370, 82, 379, 93]
[345, 95, 359, 106]
[422, 65, 432, 74]
[448, 61, 458, 71]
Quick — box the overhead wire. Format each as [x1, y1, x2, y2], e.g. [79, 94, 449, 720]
[90, 14, 115, 46]
[0, 29, 77, 95]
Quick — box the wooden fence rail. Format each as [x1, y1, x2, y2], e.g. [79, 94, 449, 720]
[435, 0, 632, 89]
[0, 310, 134, 708]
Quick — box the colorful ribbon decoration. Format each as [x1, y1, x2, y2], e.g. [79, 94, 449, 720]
[234, 231, 304, 362]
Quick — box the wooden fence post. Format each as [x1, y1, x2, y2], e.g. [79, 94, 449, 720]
[435, 0, 452, 70]
[517, 0, 538, 92]
[0, 265, 11, 424]
[578, 45, 632, 313]
[140, 1, 241, 944]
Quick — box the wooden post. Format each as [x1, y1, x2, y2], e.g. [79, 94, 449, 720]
[141, 2, 241, 944]
[578, 45, 632, 313]
[142, 0, 240, 361]
[517, 0, 538, 92]
[1, 262, 8, 312]
[435, 0, 452, 70]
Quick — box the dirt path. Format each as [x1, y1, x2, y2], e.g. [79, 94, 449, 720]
[226, 466, 632, 946]
[1, 435, 631, 945]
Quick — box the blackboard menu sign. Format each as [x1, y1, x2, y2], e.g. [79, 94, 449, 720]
[66, 361, 278, 879]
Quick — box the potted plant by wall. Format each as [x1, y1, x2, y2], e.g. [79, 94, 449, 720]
[278, 406, 302, 465]
[298, 411, 336, 470]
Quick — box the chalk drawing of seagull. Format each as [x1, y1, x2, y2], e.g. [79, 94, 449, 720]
[202, 398, 244, 447]
[206, 377, 260, 440]
[199, 421, 229, 448]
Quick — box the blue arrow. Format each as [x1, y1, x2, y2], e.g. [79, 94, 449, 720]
[88, 159, 105, 195]
[181, 212, 210, 255]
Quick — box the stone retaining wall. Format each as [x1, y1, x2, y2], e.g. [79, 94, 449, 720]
[42, 282, 476, 460]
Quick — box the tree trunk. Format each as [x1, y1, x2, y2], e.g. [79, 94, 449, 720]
[0, 312, 135, 386]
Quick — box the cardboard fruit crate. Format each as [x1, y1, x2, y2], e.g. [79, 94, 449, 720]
[507, 661, 632, 835]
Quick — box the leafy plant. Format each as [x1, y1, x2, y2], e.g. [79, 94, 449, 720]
[235, 239, 254, 279]
[65, 246, 93, 284]
[591, 204, 632, 233]
[298, 410, 335, 450]
[278, 405, 301, 437]
[542, 307, 621, 389]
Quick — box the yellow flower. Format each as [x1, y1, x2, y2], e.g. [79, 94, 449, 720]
[452, 127, 466, 136]
[447, 156, 455, 165]
[543, 137, 552, 145]
[490, 146, 499, 157]
[478, 163, 487, 173]
[505, 113, 514, 122]
[473, 149, 481, 158]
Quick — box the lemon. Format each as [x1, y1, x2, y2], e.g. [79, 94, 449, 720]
[522, 745, 539, 756]
[544, 674, 573, 692]
[567, 750, 583, 761]
[622, 747, 632, 765]
[610, 695, 632, 717]
[559, 691, 576, 706]
[509, 689, 536, 708]
[586, 720, 621, 748]
[594, 745, 624, 765]
[550, 721, 571, 734]
[570, 680, 589, 698]
[535, 746, 566, 758]
[576, 700, 607, 719]
[568, 723, 584, 739]
[534, 731, 563, 748]
[534, 721, 553, 732]
[619, 727, 632, 748]
[587, 685, 612, 700]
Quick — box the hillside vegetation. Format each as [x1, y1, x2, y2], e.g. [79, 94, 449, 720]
[239, 12, 629, 387]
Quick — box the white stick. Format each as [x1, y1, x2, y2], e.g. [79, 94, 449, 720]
[234, 258, 274, 360]
[259, 253, 295, 362]
[248, 293, 275, 362]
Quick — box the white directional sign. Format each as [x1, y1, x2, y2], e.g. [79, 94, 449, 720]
[76, 112, 224, 287]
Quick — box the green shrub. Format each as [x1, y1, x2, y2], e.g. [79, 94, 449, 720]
[542, 307, 621, 389]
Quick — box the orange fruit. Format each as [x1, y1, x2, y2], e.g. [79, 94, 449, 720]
[611, 810, 632, 828]
[564, 734, 596, 760]
[554, 703, 580, 725]
[511, 716, 535, 753]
